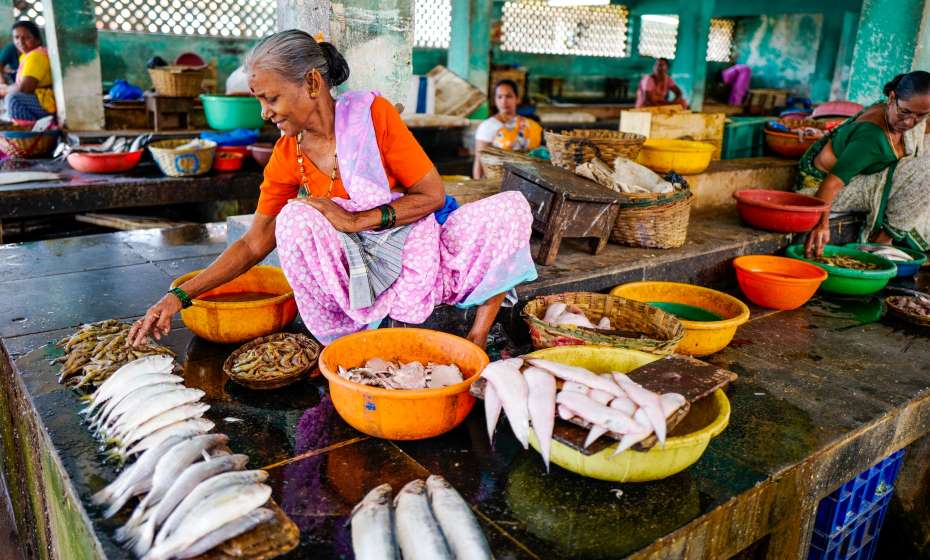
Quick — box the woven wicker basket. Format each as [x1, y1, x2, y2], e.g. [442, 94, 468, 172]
[148, 139, 216, 177]
[522, 292, 684, 354]
[148, 66, 205, 97]
[0, 128, 59, 158]
[223, 332, 321, 390]
[611, 189, 693, 249]
[545, 129, 646, 170]
[885, 296, 930, 328]
[479, 146, 537, 180]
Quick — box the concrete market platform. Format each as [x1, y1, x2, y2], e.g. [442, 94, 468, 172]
[2, 211, 929, 559]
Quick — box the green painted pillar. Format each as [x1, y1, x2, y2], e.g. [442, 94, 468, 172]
[672, 0, 714, 111]
[847, 0, 925, 105]
[448, 0, 491, 118]
[829, 11, 860, 100]
[0, 0, 13, 43]
[811, 12, 844, 103]
[912, 0, 930, 70]
[44, 0, 105, 130]
[277, 0, 332, 40]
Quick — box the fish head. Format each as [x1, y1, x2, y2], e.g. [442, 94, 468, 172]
[394, 479, 427, 505]
[425, 475, 452, 498]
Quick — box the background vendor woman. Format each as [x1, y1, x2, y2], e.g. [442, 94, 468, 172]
[635, 58, 687, 109]
[0, 20, 55, 124]
[799, 71, 930, 257]
[472, 79, 542, 179]
[130, 30, 537, 350]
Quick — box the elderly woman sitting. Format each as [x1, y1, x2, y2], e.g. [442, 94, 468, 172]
[0, 21, 55, 124]
[130, 30, 537, 349]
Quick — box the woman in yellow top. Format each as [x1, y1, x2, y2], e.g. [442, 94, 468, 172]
[472, 79, 542, 179]
[0, 21, 56, 124]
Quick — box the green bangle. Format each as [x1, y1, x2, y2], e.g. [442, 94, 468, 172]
[378, 204, 390, 230]
[169, 287, 193, 309]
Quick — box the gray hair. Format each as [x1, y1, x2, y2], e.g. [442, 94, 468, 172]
[244, 29, 349, 87]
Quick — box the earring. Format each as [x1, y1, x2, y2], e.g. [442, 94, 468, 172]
[309, 89, 318, 99]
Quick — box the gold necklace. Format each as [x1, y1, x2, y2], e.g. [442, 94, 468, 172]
[883, 106, 902, 158]
[296, 131, 338, 198]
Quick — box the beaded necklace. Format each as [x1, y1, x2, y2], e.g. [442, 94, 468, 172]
[296, 131, 338, 198]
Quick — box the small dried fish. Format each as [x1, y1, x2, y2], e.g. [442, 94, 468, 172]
[814, 254, 880, 270]
[57, 321, 174, 386]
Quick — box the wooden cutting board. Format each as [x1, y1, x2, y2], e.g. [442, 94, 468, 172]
[471, 354, 737, 455]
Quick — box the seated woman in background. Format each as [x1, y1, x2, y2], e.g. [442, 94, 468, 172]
[472, 79, 542, 179]
[0, 21, 55, 124]
[635, 58, 688, 109]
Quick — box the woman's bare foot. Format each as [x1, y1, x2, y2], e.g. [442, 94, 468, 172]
[466, 293, 506, 351]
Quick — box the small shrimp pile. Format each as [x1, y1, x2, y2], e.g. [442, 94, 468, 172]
[814, 254, 881, 271]
[338, 358, 463, 390]
[229, 335, 313, 381]
[57, 320, 175, 387]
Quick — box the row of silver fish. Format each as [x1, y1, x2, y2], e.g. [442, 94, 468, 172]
[482, 358, 685, 470]
[351, 476, 492, 560]
[79, 354, 275, 559]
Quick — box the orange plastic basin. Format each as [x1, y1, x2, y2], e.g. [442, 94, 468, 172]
[171, 265, 298, 343]
[733, 255, 827, 310]
[318, 328, 489, 440]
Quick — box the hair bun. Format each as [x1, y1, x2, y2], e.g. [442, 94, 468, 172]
[883, 74, 905, 97]
[318, 41, 350, 87]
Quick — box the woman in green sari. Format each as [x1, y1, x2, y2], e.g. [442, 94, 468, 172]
[798, 71, 930, 257]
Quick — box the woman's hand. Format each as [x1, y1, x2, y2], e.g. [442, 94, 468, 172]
[805, 219, 831, 258]
[129, 292, 183, 346]
[292, 197, 359, 232]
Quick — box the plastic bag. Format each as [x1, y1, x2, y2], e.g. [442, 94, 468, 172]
[612, 157, 674, 194]
[225, 66, 249, 95]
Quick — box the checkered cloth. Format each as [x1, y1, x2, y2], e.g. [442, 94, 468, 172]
[5, 92, 51, 122]
[339, 225, 412, 309]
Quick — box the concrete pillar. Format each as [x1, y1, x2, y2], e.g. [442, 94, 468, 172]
[847, 0, 925, 105]
[811, 12, 845, 103]
[672, 0, 715, 111]
[277, 0, 331, 40]
[0, 0, 13, 41]
[912, 0, 930, 70]
[43, 0, 104, 130]
[830, 11, 860, 100]
[448, 0, 491, 118]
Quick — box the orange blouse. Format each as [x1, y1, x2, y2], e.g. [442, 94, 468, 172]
[256, 96, 435, 217]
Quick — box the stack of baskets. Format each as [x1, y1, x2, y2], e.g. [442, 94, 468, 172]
[544, 129, 646, 170]
[479, 146, 538, 180]
[611, 187, 693, 249]
[148, 65, 206, 97]
[0, 127, 59, 158]
[522, 292, 684, 354]
[148, 139, 217, 177]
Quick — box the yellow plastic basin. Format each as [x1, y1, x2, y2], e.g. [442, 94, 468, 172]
[171, 265, 298, 344]
[610, 281, 749, 356]
[527, 346, 730, 482]
[637, 139, 715, 174]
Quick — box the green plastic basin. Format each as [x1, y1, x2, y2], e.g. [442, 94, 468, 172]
[200, 95, 264, 130]
[647, 302, 724, 322]
[785, 244, 897, 295]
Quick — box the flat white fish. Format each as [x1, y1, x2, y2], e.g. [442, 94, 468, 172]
[351, 484, 397, 560]
[394, 480, 452, 560]
[174, 508, 274, 559]
[609, 396, 637, 416]
[561, 381, 589, 395]
[588, 389, 614, 405]
[143, 482, 271, 560]
[597, 316, 612, 330]
[583, 426, 608, 449]
[126, 453, 248, 556]
[529, 359, 624, 398]
[613, 394, 686, 455]
[155, 470, 268, 547]
[104, 389, 206, 441]
[557, 405, 576, 420]
[114, 418, 215, 462]
[555, 312, 596, 329]
[542, 302, 567, 323]
[481, 359, 529, 449]
[426, 475, 491, 560]
[92, 436, 188, 513]
[524, 367, 556, 470]
[611, 373, 667, 444]
[111, 403, 210, 449]
[556, 391, 642, 435]
[484, 383, 502, 444]
[92, 383, 185, 433]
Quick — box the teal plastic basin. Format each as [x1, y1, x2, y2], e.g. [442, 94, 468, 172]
[648, 302, 724, 322]
[785, 244, 897, 295]
[200, 95, 264, 130]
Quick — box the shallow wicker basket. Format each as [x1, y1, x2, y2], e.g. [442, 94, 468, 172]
[0, 128, 59, 158]
[148, 66, 206, 97]
[545, 129, 646, 170]
[885, 296, 930, 328]
[522, 292, 684, 354]
[148, 139, 217, 177]
[479, 146, 537, 180]
[611, 189, 693, 249]
[223, 332, 322, 390]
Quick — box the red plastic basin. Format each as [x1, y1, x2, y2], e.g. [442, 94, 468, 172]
[764, 129, 817, 158]
[733, 255, 828, 310]
[248, 143, 273, 167]
[67, 149, 144, 174]
[734, 189, 828, 233]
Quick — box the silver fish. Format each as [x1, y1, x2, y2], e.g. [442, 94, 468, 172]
[426, 475, 491, 560]
[155, 470, 269, 547]
[125, 453, 248, 555]
[92, 383, 185, 433]
[113, 418, 215, 462]
[174, 508, 274, 559]
[394, 480, 452, 560]
[351, 484, 397, 560]
[84, 372, 182, 417]
[103, 389, 206, 441]
[143, 482, 272, 560]
[92, 435, 187, 509]
[111, 403, 210, 449]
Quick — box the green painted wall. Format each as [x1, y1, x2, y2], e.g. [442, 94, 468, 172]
[413, 48, 447, 74]
[732, 14, 823, 97]
[97, 32, 256, 91]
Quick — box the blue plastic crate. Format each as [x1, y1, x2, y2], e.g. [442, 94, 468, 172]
[814, 449, 905, 535]
[808, 493, 892, 560]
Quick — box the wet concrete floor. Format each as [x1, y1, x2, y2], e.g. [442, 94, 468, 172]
[2, 221, 930, 558]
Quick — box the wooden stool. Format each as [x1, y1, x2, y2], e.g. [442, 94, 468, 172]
[145, 94, 194, 130]
[501, 161, 622, 266]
